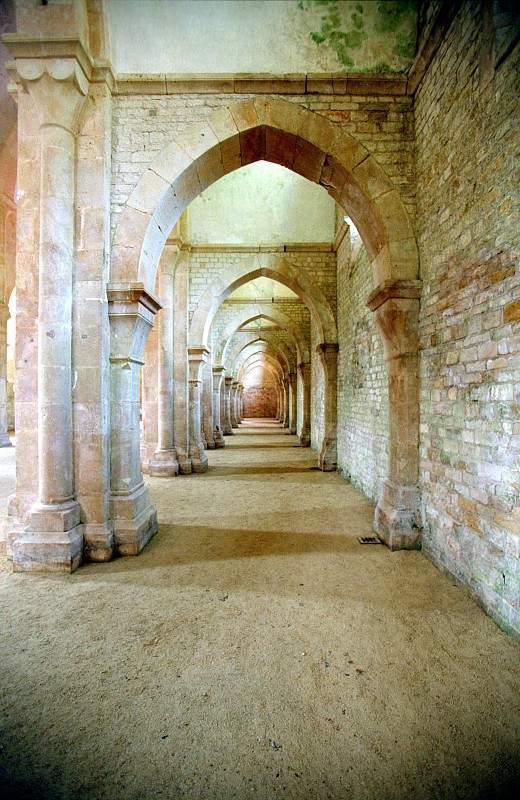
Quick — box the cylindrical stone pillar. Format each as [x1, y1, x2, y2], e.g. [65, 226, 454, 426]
[230, 380, 239, 428]
[12, 60, 88, 572]
[288, 372, 297, 434]
[0, 302, 11, 447]
[298, 362, 311, 447]
[202, 362, 215, 449]
[317, 343, 339, 471]
[282, 376, 290, 428]
[188, 348, 209, 473]
[149, 252, 179, 477]
[212, 366, 225, 448]
[222, 376, 233, 435]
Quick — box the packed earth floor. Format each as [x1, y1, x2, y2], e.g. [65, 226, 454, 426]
[1, 422, 519, 800]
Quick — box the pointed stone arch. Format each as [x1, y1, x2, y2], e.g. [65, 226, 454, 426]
[228, 335, 294, 375]
[110, 97, 418, 292]
[108, 97, 422, 550]
[189, 255, 336, 349]
[216, 308, 310, 365]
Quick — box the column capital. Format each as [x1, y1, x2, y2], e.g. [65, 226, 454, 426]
[107, 283, 161, 364]
[187, 346, 210, 364]
[224, 375, 234, 386]
[11, 57, 89, 132]
[212, 365, 226, 376]
[316, 342, 339, 354]
[372, 296, 420, 360]
[366, 279, 422, 312]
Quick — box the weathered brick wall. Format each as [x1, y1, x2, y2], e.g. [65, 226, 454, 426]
[111, 91, 415, 234]
[243, 386, 278, 418]
[415, 1, 520, 635]
[336, 231, 388, 500]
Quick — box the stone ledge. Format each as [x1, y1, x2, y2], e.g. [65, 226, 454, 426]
[366, 280, 422, 312]
[114, 71, 408, 96]
[107, 282, 162, 315]
[180, 242, 334, 254]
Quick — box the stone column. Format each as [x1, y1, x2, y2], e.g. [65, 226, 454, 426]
[187, 347, 209, 473]
[317, 343, 339, 472]
[235, 382, 243, 427]
[141, 321, 158, 474]
[282, 376, 290, 428]
[173, 253, 192, 474]
[108, 285, 160, 555]
[149, 249, 179, 476]
[368, 281, 422, 550]
[0, 303, 11, 447]
[212, 366, 225, 448]
[230, 380, 239, 428]
[275, 382, 281, 421]
[11, 60, 88, 572]
[222, 376, 233, 435]
[298, 362, 311, 447]
[202, 361, 216, 450]
[238, 383, 244, 422]
[288, 372, 297, 434]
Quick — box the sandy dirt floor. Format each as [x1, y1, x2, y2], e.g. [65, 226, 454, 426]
[1, 422, 519, 800]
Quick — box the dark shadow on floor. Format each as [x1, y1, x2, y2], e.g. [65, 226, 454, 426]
[205, 465, 315, 476]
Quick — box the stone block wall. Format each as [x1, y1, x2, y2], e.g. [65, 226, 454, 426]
[336, 231, 388, 501]
[209, 300, 311, 364]
[415, 1, 520, 635]
[187, 249, 336, 330]
[111, 91, 415, 234]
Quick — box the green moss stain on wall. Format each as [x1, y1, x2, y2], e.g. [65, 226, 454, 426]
[297, 0, 418, 72]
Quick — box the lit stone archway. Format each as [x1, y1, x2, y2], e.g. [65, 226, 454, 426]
[190, 256, 337, 350]
[214, 309, 312, 448]
[236, 347, 290, 426]
[216, 309, 309, 365]
[107, 97, 421, 556]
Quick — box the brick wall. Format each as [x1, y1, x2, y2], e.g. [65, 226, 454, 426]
[336, 231, 388, 501]
[415, 1, 520, 635]
[243, 386, 278, 418]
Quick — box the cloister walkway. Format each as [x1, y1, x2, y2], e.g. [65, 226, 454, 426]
[0, 427, 519, 798]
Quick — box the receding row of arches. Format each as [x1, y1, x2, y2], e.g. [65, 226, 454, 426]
[5, 95, 422, 573]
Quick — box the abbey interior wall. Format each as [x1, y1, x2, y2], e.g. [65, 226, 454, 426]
[336, 232, 388, 502]
[110, 91, 416, 231]
[415, 1, 520, 635]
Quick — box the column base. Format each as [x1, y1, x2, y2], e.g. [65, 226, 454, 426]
[83, 522, 114, 562]
[214, 429, 225, 448]
[110, 484, 158, 556]
[11, 500, 83, 573]
[374, 480, 422, 550]
[0, 432, 12, 447]
[178, 457, 193, 475]
[222, 425, 233, 436]
[149, 449, 179, 477]
[205, 435, 216, 450]
[318, 438, 337, 472]
[231, 421, 239, 429]
[299, 430, 311, 447]
[290, 426, 296, 435]
[190, 445, 209, 473]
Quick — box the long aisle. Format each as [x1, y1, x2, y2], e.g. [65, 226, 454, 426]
[0, 425, 519, 799]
